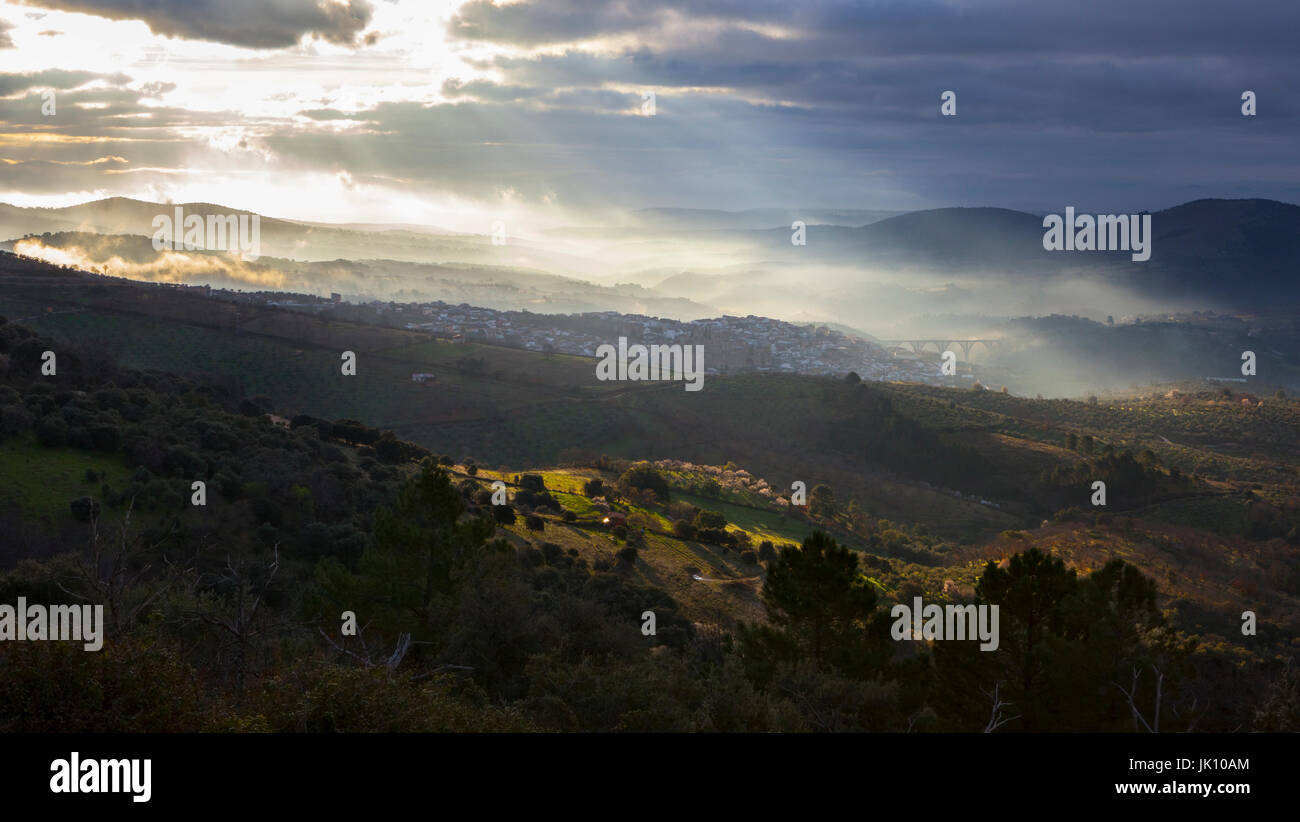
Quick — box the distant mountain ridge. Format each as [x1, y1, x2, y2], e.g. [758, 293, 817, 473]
[0, 197, 606, 275]
[630, 207, 906, 230]
[726, 198, 1300, 306]
[6, 196, 1299, 311]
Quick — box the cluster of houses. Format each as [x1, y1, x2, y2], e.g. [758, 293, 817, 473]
[587, 496, 628, 528]
[381, 303, 941, 381]
[119, 277, 948, 384]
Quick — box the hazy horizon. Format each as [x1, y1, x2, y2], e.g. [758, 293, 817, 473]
[2, 0, 1298, 231]
[3, 0, 1299, 398]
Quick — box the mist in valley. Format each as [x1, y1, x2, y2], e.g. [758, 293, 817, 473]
[4, 197, 1289, 400]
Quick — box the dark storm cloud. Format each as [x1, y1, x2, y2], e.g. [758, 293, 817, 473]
[495, 49, 1298, 137]
[435, 0, 1300, 210]
[454, 0, 1300, 139]
[258, 70, 1297, 213]
[14, 0, 375, 49]
[448, 0, 668, 46]
[450, 0, 1300, 59]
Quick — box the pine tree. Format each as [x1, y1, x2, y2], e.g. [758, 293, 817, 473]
[745, 531, 889, 679]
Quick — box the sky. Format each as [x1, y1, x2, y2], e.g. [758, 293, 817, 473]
[0, 0, 1297, 231]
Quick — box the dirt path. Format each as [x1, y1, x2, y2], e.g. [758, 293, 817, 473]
[691, 573, 762, 584]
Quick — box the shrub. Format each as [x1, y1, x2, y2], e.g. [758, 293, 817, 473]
[90, 424, 122, 452]
[616, 546, 638, 566]
[375, 433, 426, 464]
[1052, 506, 1084, 523]
[695, 527, 733, 546]
[35, 414, 68, 447]
[525, 514, 545, 532]
[92, 387, 128, 411]
[694, 510, 727, 530]
[0, 403, 33, 436]
[517, 474, 546, 492]
[861, 553, 891, 571]
[667, 501, 699, 522]
[619, 463, 670, 501]
[331, 418, 380, 444]
[808, 484, 837, 518]
[515, 489, 561, 511]
[69, 496, 99, 523]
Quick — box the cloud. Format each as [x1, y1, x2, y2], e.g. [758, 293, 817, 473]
[14, 0, 376, 49]
[135, 80, 176, 98]
[298, 108, 372, 121]
[0, 20, 14, 48]
[441, 78, 543, 103]
[0, 69, 129, 95]
[449, 0, 663, 45]
[13, 237, 289, 289]
[448, 0, 1300, 59]
[0, 156, 133, 192]
[3, 0, 1300, 219]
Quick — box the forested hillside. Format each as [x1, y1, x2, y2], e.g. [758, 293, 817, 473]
[1, 313, 1296, 732]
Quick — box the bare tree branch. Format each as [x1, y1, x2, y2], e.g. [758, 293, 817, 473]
[982, 682, 1021, 733]
[1112, 665, 1165, 733]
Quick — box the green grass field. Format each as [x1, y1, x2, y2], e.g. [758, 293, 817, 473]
[0, 434, 129, 524]
[10, 278, 1298, 546]
[671, 490, 811, 547]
